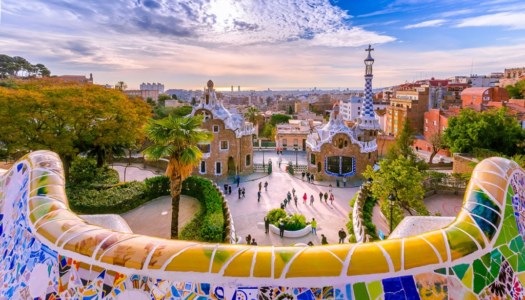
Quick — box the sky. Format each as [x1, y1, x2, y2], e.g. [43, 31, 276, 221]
[1, 0, 525, 90]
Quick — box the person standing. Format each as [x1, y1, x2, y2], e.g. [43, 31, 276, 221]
[294, 195, 298, 207]
[258, 182, 262, 192]
[324, 192, 328, 204]
[264, 181, 268, 191]
[238, 187, 242, 199]
[311, 218, 317, 235]
[242, 187, 246, 198]
[279, 219, 285, 238]
[228, 185, 232, 195]
[236, 174, 240, 187]
[303, 193, 307, 204]
[302, 172, 305, 181]
[306, 172, 310, 182]
[338, 228, 347, 244]
[329, 193, 334, 205]
[319, 191, 323, 202]
[287, 191, 292, 203]
[321, 234, 328, 245]
[251, 239, 257, 245]
[292, 188, 296, 196]
[329, 184, 332, 193]
[257, 191, 261, 202]
[246, 234, 252, 245]
[264, 216, 270, 234]
[343, 176, 347, 187]
[278, 157, 282, 169]
[310, 194, 314, 206]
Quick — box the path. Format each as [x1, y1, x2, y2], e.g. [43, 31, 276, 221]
[120, 195, 201, 239]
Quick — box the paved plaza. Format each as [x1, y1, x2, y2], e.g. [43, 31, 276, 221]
[111, 160, 463, 246]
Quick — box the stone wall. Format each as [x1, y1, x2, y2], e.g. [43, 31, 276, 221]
[453, 153, 479, 174]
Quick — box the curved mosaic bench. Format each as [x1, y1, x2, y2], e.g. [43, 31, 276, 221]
[1, 150, 524, 299]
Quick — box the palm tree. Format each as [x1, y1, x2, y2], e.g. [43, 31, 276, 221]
[244, 106, 259, 125]
[143, 114, 212, 238]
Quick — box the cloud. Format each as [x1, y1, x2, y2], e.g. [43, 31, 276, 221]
[404, 19, 446, 29]
[308, 28, 396, 47]
[457, 12, 525, 29]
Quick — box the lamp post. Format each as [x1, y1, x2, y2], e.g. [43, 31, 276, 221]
[260, 145, 265, 168]
[294, 147, 298, 167]
[388, 193, 397, 234]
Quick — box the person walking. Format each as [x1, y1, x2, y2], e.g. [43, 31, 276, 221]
[246, 234, 252, 245]
[278, 157, 282, 169]
[301, 172, 305, 181]
[324, 192, 328, 204]
[306, 172, 310, 183]
[258, 182, 262, 192]
[279, 219, 285, 238]
[310, 174, 314, 182]
[338, 228, 347, 244]
[228, 185, 232, 195]
[311, 218, 317, 235]
[236, 174, 240, 187]
[257, 191, 261, 202]
[319, 192, 323, 202]
[287, 191, 292, 203]
[238, 187, 242, 199]
[303, 193, 307, 204]
[294, 195, 298, 207]
[264, 216, 270, 234]
[329, 193, 335, 205]
[329, 184, 332, 193]
[264, 181, 268, 191]
[321, 234, 328, 245]
[242, 187, 246, 198]
[292, 188, 296, 196]
[310, 194, 314, 206]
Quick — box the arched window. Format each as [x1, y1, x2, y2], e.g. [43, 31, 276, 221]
[245, 154, 251, 166]
[317, 162, 321, 173]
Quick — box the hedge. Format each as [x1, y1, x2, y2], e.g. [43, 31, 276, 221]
[180, 176, 225, 242]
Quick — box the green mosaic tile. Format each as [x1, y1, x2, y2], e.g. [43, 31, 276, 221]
[489, 250, 502, 280]
[518, 254, 525, 272]
[480, 252, 491, 268]
[473, 259, 489, 293]
[494, 188, 520, 247]
[499, 244, 514, 259]
[453, 264, 469, 280]
[353, 282, 370, 300]
[510, 236, 524, 253]
[367, 281, 382, 300]
[508, 254, 519, 272]
[434, 268, 447, 275]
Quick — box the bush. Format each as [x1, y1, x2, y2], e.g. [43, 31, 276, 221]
[180, 176, 225, 242]
[69, 157, 119, 187]
[67, 181, 147, 214]
[144, 175, 170, 198]
[287, 162, 294, 175]
[267, 208, 287, 224]
[266, 209, 307, 231]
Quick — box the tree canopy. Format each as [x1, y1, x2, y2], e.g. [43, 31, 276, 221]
[443, 108, 525, 156]
[0, 54, 50, 78]
[270, 113, 292, 126]
[0, 78, 151, 173]
[506, 79, 525, 99]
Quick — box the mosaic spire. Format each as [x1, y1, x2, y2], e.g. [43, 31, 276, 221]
[359, 44, 380, 130]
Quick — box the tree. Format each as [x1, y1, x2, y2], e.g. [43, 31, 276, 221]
[391, 118, 416, 160]
[428, 132, 444, 164]
[0, 78, 150, 174]
[191, 97, 197, 106]
[270, 114, 292, 126]
[244, 106, 259, 124]
[506, 79, 525, 99]
[444, 108, 525, 156]
[157, 94, 171, 107]
[115, 81, 127, 91]
[143, 115, 213, 239]
[288, 105, 293, 115]
[363, 155, 429, 230]
[171, 94, 178, 100]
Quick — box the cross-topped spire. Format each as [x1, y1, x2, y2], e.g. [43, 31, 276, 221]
[365, 44, 374, 54]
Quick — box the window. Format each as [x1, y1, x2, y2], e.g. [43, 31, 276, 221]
[198, 143, 211, 153]
[213, 125, 219, 133]
[425, 126, 428, 132]
[293, 139, 298, 146]
[283, 139, 288, 147]
[425, 119, 428, 124]
[310, 153, 316, 164]
[245, 154, 251, 167]
[220, 141, 229, 150]
[200, 161, 206, 174]
[215, 162, 222, 175]
[433, 120, 437, 126]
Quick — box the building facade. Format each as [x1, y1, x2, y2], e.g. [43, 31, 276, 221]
[306, 46, 379, 181]
[461, 87, 509, 110]
[191, 80, 254, 179]
[140, 82, 165, 93]
[385, 86, 429, 136]
[123, 89, 160, 101]
[275, 120, 312, 151]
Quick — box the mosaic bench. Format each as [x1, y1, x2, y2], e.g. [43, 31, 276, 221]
[0, 150, 524, 299]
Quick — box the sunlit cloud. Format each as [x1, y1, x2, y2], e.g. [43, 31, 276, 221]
[456, 12, 525, 29]
[404, 19, 447, 29]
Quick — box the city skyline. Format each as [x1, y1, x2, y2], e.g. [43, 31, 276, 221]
[1, 0, 525, 89]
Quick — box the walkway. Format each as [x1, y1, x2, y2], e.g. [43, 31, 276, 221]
[120, 195, 201, 239]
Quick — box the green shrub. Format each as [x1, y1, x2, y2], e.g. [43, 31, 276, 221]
[283, 213, 306, 231]
[180, 176, 225, 242]
[287, 162, 294, 175]
[67, 181, 147, 214]
[69, 157, 119, 187]
[144, 175, 170, 198]
[267, 208, 287, 225]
